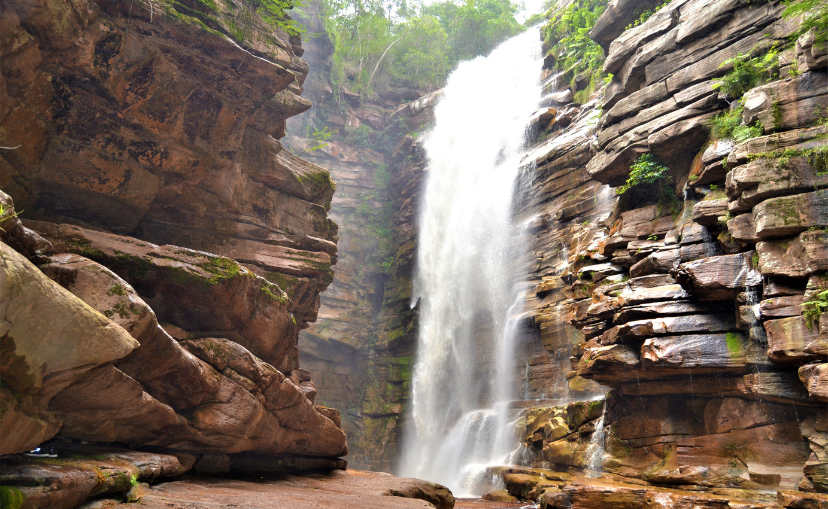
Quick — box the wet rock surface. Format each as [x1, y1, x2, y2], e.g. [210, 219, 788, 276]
[84, 470, 454, 509]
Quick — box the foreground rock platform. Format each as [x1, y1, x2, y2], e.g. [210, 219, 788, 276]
[96, 470, 455, 509]
[0, 444, 454, 509]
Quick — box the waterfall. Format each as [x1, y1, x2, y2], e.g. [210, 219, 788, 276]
[399, 28, 543, 496]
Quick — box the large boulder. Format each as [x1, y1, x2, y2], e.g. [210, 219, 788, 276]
[29, 222, 300, 373]
[0, 242, 137, 454]
[38, 251, 347, 457]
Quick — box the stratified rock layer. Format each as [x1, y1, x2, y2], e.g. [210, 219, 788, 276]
[0, 0, 349, 499]
[492, 0, 828, 505]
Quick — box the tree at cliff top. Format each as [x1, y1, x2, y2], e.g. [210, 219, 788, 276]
[307, 0, 527, 99]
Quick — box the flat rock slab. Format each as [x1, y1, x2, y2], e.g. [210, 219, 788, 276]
[93, 470, 455, 509]
[455, 499, 527, 508]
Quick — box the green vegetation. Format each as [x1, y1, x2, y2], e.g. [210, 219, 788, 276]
[725, 332, 743, 356]
[107, 284, 126, 297]
[295, 126, 337, 156]
[713, 49, 779, 100]
[255, 0, 305, 36]
[748, 145, 828, 175]
[617, 153, 670, 195]
[624, 0, 670, 30]
[783, 0, 828, 42]
[350, 163, 396, 274]
[541, 0, 608, 102]
[306, 0, 526, 100]
[0, 203, 20, 232]
[803, 289, 828, 328]
[261, 284, 289, 304]
[202, 256, 244, 283]
[709, 107, 764, 142]
[0, 486, 25, 509]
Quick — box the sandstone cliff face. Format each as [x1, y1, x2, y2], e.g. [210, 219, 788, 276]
[288, 97, 433, 471]
[0, 0, 347, 503]
[276, 3, 437, 470]
[506, 0, 828, 504]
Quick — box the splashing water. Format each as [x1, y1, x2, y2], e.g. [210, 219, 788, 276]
[585, 410, 607, 477]
[398, 29, 543, 495]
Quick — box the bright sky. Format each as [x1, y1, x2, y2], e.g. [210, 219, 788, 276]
[517, 0, 546, 22]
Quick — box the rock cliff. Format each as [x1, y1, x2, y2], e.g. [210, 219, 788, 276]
[498, 0, 828, 505]
[0, 0, 350, 504]
[280, 3, 436, 470]
[296, 0, 828, 503]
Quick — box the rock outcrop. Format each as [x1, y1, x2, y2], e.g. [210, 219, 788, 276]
[0, 0, 351, 502]
[0, 443, 454, 509]
[281, 4, 436, 470]
[504, 0, 828, 503]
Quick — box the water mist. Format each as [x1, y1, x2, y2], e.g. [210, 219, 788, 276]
[398, 28, 543, 496]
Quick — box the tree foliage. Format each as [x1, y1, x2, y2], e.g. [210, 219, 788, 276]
[303, 0, 526, 99]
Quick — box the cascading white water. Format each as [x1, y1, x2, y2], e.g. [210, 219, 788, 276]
[399, 28, 543, 496]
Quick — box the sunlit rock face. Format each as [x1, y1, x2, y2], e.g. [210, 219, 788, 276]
[0, 0, 347, 482]
[509, 0, 828, 500]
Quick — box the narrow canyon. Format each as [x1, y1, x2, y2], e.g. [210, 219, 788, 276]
[0, 0, 826, 506]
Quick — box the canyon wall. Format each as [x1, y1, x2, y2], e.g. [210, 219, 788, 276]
[280, 4, 439, 470]
[0, 0, 349, 504]
[504, 0, 828, 505]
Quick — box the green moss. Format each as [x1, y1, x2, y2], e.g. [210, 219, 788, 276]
[771, 100, 783, 129]
[260, 284, 288, 304]
[296, 170, 335, 189]
[202, 256, 242, 280]
[66, 238, 105, 259]
[748, 145, 828, 175]
[0, 486, 25, 509]
[106, 284, 126, 297]
[725, 333, 743, 356]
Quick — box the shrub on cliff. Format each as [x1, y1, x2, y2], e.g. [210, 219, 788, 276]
[616, 153, 670, 196]
[541, 0, 608, 102]
[784, 0, 828, 42]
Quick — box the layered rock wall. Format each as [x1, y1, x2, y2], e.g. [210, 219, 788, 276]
[279, 3, 437, 470]
[0, 0, 349, 502]
[508, 0, 828, 504]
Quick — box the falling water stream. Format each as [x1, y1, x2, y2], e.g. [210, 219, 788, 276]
[398, 28, 543, 496]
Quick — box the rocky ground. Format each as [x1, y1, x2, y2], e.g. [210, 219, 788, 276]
[0, 443, 453, 509]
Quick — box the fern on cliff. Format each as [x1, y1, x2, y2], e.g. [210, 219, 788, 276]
[712, 49, 779, 99]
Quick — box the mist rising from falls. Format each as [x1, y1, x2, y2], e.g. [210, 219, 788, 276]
[398, 28, 543, 496]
